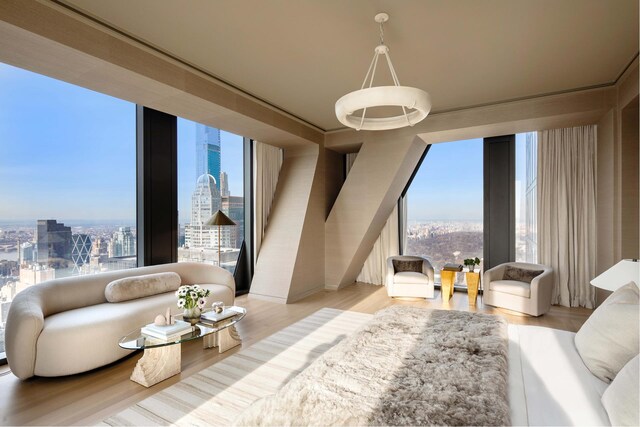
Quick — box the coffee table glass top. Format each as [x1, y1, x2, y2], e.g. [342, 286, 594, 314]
[119, 306, 246, 350]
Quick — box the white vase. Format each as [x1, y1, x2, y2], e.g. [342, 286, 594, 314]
[183, 306, 201, 325]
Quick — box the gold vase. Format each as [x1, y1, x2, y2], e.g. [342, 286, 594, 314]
[465, 272, 480, 306]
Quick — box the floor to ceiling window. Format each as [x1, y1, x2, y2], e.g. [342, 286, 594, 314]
[0, 62, 136, 357]
[177, 120, 245, 274]
[515, 132, 538, 263]
[405, 139, 483, 287]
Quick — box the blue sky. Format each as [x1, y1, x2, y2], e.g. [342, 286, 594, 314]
[0, 62, 244, 223]
[407, 138, 484, 221]
[0, 60, 529, 225]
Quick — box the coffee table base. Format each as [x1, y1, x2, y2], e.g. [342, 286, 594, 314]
[130, 344, 181, 388]
[202, 325, 242, 353]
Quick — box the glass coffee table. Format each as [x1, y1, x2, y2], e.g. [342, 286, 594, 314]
[119, 306, 246, 387]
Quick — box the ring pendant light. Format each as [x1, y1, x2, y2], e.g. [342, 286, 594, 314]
[335, 13, 431, 131]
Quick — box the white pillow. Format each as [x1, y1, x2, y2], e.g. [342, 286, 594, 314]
[602, 354, 639, 426]
[575, 282, 639, 382]
[105, 272, 182, 302]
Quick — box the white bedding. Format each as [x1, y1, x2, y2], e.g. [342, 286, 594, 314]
[509, 324, 611, 426]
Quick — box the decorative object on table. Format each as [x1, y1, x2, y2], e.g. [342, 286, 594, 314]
[212, 301, 224, 314]
[154, 314, 166, 326]
[442, 263, 463, 272]
[153, 308, 176, 326]
[141, 319, 194, 341]
[463, 257, 481, 272]
[176, 284, 210, 325]
[440, 269, 456, 303]
[200, 306, 244, 324]
[590, 259, 639, 291]
[205, 210, 236, 268]
[335, 12, 431, 131]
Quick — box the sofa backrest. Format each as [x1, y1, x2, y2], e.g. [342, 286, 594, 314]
[22, 262, 234, 318]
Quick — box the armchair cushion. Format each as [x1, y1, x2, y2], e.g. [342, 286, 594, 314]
[394, 272, 430, 285]
[392, 259, 423, 274]
[489, 280, 531, 298]
[503, 266, 544, 284]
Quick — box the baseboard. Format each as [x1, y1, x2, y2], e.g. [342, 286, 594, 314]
[247, 292, 288, 304]
[287, 286, 324, 303]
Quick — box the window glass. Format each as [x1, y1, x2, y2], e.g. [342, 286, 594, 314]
[0, 62, 136, 356]
[515, 132, 538, 263]
[405, 139, 483, 286]
[177, 120, 244, 274]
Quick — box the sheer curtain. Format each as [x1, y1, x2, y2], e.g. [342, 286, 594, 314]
[538, 125, 596, 308]
[253, 141, 283, 263]
[356, 205, 400, 285]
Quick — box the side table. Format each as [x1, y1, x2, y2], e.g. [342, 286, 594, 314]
[440, 270, 456, 303]
[465, 272, 481, 305]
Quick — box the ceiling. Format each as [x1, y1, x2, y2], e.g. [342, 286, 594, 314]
[61, 0, 638, 132]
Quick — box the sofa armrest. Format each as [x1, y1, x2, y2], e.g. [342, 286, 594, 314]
[5, 287, 45, 379]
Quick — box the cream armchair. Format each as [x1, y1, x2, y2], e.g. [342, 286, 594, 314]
[386, 256, 435, 299]
[483, 262, 554, 316]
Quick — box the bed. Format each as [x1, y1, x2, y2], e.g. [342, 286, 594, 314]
[508, 324, 611, 426]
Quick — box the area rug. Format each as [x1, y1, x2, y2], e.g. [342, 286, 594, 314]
[99, 308, 373, 426]
[234, 306, 510, 426]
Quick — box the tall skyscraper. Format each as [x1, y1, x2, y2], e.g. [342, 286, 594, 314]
[185, 174, 231, 249]
[196, 125, 221, 191]
[36, 220, 72, 268]
[109, 227, 136, 257]
[220, 171, 230, 197]
[19, 242, 35, 264]
[71, 233, 92, 274]
[222, 195, 244, 248]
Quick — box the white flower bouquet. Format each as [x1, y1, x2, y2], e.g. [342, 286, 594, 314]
[175, 284, 210, 310]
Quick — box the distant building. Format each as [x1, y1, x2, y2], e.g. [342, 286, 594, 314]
[109, 227, 136, 257]
[196, 125, 221, 191]
[71, 234, 92, 274]
[36, 220, 72, 268]
[19, 242, 35, 264]
[91, 237, 108, 256]
[220, 171, 230, 197]
[0, 260, 18, 277]
[222, 195, 244, 248]
[19, 264, 55, 286]
[185, 174, 231, 249]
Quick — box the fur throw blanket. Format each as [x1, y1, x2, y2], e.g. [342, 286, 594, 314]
[234, 306, 509, 426]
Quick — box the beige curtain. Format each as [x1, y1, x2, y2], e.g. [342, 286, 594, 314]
[253, 141, 283, 263]
[356, 204, 400, 285]
[538, 125, 596, 308]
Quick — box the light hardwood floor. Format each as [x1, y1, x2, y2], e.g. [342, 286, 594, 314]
[0, 283, 592, 426]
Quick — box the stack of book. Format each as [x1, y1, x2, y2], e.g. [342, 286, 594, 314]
[141, 320, 194, 341]
[442, 263, 463, 272]
[200, 306, 243, 325]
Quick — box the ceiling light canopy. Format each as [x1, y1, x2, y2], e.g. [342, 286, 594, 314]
[335, 13, 431, 131]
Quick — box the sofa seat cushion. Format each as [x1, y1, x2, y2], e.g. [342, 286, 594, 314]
[34, 283, 233, 377]
[394, 271, 429, 284]
[490, 280, 531, 298]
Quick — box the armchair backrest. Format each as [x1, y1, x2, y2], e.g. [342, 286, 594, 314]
[386, 256, 435, 285]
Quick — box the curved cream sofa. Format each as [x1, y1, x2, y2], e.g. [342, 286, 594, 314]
[5, 262, 235, 380]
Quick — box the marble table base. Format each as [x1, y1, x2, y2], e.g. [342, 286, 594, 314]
[130, 344, 181, 388]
